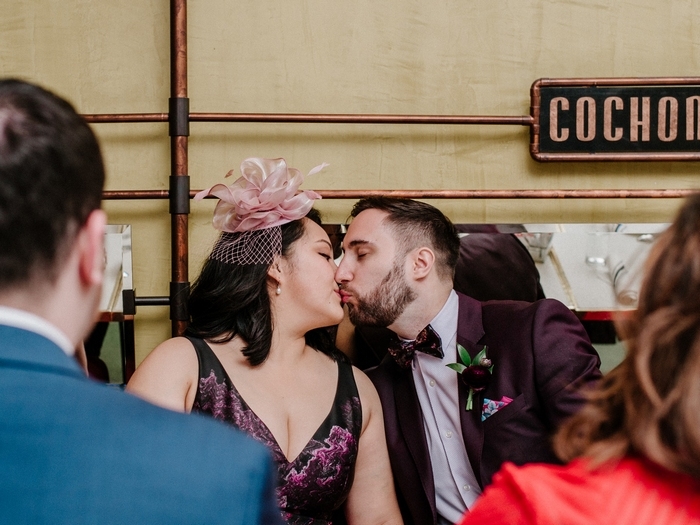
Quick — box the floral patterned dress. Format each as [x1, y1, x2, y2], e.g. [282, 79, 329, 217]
[187, 336, 362, 525]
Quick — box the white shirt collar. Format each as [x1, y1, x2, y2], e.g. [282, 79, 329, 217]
[0, 306, 75, 356]
[427, 289, 459, 357]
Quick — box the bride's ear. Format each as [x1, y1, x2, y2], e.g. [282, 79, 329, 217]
[267, 256, 290, 297]
[267, 255, 285, 286]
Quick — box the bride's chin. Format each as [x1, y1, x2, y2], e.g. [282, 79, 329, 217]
[326, 308, 345, 328]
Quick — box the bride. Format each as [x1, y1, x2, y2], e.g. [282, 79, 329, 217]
[127, 157, 403, 525]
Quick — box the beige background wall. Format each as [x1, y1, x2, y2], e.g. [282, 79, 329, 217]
[2, 0, 699, 363]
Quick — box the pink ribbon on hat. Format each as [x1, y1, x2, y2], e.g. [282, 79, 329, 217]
[194, 157, 327, 233]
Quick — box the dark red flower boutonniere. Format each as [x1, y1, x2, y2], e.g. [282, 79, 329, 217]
[447, 344, 493, 411]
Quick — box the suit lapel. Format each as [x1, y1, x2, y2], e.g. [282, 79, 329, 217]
[393, 362, 436, 507]
[456, 293, 486, 488]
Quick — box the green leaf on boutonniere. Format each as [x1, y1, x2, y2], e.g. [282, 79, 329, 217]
[457, 344, 471, 366]
[473, 346, 488, 365]
[446, 363, 467, 373]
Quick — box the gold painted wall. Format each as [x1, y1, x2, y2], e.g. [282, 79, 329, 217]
[2, 0, 699, 363]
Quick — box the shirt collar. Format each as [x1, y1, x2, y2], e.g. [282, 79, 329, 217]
[428, 290, 459, 357]
[0, 306, 75, 356]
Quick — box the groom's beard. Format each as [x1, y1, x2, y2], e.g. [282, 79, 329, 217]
[346, 261, 416, 327]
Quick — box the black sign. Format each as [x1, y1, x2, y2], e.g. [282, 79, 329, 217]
[531, 79, 700, 161]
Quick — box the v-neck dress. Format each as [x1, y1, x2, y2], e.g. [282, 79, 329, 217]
[187, 336, 362, 525]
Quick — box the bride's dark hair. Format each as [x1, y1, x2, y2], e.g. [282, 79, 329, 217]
[185, 208, 345, 366]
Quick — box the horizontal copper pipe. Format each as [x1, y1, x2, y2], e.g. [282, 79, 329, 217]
[189, 113, 533, 125]
[312, 189, 697, 199]
[102, 189, 696, 200]
[82, 77, 700, 125]
[82, 112, 533, 126]
[84, 77, 700, 126]
[534, 76, 700, 88]
[532, 152, 700, 162]
[83, 114, 168, 123]
[103, 190, 170, 199]
[97, 312, 134, 322]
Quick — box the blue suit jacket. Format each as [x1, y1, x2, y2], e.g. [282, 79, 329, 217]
[0, 324, 282, 525]
[365, 293, 602, 525]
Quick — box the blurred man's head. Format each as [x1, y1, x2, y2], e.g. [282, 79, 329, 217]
[0, 79, 105, 291]
[0, 79, 106, 344]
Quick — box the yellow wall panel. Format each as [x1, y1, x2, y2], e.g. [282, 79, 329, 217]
[3, 0, 699, 363]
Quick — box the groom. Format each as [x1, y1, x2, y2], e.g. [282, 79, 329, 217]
[335, 197, 602, 525]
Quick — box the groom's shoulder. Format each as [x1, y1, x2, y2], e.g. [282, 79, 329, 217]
[478, 296, 573, 322]
[457, 289, 565, 319]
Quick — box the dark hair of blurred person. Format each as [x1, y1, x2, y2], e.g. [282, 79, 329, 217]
[0, 78, 104, 290]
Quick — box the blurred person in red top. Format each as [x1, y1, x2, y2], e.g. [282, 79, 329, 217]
[458, 194, 700, 525]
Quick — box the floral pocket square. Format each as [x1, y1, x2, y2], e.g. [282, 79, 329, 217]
[481, 396, 513, 421]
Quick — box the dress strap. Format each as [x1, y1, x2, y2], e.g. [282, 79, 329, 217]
[185, 335, 228, 384]
[335, 359, 360, 408]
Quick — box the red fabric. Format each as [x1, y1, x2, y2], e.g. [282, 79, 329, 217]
[459, 457, 700, 525]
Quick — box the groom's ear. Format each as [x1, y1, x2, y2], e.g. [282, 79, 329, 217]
[410, 246, 435, 280]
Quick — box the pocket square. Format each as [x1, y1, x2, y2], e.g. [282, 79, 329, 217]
[482, 396, 513, 421]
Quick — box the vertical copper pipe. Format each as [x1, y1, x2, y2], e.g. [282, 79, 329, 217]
[171, 0, 187, 99]
[171, 0, 189, 336]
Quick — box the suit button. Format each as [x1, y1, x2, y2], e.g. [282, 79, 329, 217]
[445, 430, 453, 438]
[429, 379, 436, 387]
[463, 484, 471, 492]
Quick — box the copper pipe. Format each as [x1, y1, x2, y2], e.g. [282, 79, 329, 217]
[103, 190, 170, 199]
[305, 189, 696, 199]
[190, 113, 533, 125]
[310, 189, 696, 199]
[535, 76, 700, 87]
[102, 189, 696, 200]
[171, 0, 187, 99]
[82, 77, 700, 127]
[170, 0, 189, 337]
[83, 114, 168, 123]
[83, 112, 533, 125]
[532, 152, 700, 162]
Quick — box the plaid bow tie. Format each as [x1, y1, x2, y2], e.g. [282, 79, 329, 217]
[388, 324, 443, 369]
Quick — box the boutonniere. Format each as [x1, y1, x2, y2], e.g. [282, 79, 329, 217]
[447, 345, 493, 411]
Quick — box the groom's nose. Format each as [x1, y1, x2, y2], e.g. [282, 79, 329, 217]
[335, 257, 352, 284]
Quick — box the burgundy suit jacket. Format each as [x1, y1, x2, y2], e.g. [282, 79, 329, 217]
[364, 293, 602, 525]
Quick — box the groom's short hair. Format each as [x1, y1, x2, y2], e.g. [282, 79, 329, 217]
[0, 79, 105, 290]
[349, 196, 460, 281]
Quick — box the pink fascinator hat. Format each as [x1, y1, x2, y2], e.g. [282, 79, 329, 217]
[195, 157, 327, 265]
